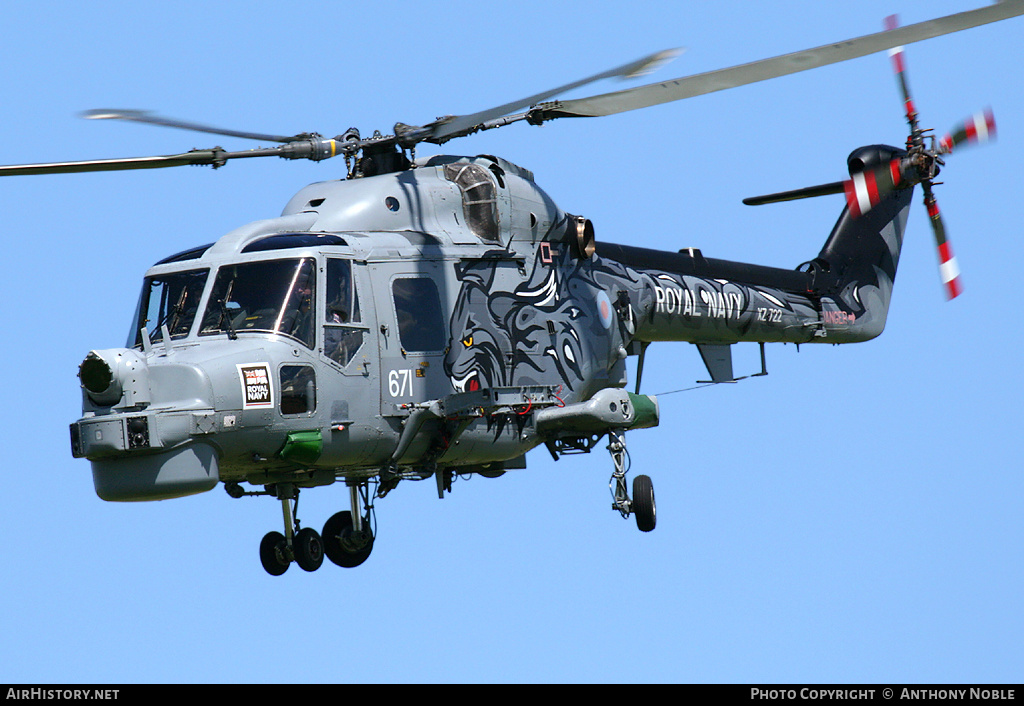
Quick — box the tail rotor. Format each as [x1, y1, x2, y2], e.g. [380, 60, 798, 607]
[863, 14, 997, 298]
[745, 14, 997, 301]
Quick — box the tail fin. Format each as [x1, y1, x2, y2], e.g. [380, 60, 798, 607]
[814, 145, 914, 342]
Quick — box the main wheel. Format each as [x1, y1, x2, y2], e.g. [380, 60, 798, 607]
[294, 527, 325, 572]
[259, 531, 290, 576]
[323, 511, 374, 568]
[633, 474, 656, 532]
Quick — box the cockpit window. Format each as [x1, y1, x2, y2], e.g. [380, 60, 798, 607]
[132, 268, 209, 348]
[444, 163, 499, 242]
[324, 259, 364, 367]
[324, 259, 360, 324]
[199, 258, 316, 348]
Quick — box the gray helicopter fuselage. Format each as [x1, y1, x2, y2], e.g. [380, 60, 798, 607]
[71, 151, 912, 502]
[73, 156, 611, 499]
[32, 3, 1016, 571]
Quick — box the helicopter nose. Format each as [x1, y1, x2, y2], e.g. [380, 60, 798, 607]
[73, 349, 221, 501]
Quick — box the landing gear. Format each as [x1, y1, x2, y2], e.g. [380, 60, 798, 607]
[607, 430, 657, 532]
[294, 526, 325, 572]
[322, 482, 374, 568]
[259, 531, 290, 576]
[256, 483, 326, 576]
[250, 480, 376, 575]
[323, 511, 374, 567]
[632, 474, 656, 532]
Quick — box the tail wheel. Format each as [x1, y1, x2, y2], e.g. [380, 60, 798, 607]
[323, 511, 374, 568]
[633, 474, 656, 532]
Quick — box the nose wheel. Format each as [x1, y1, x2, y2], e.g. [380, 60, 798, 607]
[259, 531, 290, 576]
[294, 527, 325, 571]
[257, 484, 325, 576]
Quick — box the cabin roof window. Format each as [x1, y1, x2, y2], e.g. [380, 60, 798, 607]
[444, 163, 499, 243]
[242, 232, 348, 253]
[155, 243, 213, 265]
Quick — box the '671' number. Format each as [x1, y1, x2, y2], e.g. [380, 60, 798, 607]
[388, 369, 413, 397]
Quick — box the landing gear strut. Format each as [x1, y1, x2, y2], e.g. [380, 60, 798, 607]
[258, 483, 325, 576]
[608, 430, 656, 532]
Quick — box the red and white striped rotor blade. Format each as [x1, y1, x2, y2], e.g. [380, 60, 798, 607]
[939, 108, 996, 154]
[885, 15, 919, 130]
[843, 158, 905, 218]
[923, 187, 963, 299]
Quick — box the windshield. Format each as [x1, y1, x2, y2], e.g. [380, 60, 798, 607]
[132, 268, 209, 347]
[199, 258, 316, 348]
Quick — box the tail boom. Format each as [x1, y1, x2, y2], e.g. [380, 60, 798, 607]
[593, 145, 914, 347]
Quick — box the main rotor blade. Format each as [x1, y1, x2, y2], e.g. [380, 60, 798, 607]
[0, 150, 227, 176]
[0, 135, 344, 177]
[428, 47, 682, 141]
[82, 109, 304, 144]
[528, 2, 1024, 122]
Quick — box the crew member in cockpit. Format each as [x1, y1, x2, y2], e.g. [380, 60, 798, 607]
[324, 263, 361, 366]
[283, 285, 315, 348]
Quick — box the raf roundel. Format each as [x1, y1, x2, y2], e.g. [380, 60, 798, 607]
[596, 290, 614, 330]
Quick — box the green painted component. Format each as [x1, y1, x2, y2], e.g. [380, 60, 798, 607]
[279, 430, 323, 465]
[626, 392, 659, 430]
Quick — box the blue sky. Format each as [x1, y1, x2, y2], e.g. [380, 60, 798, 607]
[2, 0, 1021, 683]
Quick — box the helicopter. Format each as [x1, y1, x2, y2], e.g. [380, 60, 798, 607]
[4, 3, 1020, 576]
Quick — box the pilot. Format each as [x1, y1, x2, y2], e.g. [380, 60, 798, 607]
[325, 298, 361, 366]
[327, 298, 349, 324]
[283, 286, 315, 347]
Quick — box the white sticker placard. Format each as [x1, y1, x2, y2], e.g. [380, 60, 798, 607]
[237, 363, 273, 410]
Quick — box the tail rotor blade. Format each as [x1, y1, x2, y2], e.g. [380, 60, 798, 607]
[885, 15, 920, 132]
[922, 183, 963, 299]
[842, 158, 905, 217]
[939, 108, 996, 153]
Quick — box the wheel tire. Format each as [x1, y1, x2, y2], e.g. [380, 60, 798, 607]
[323, 511, 374, 568]
[294, 527, 325, 572]
[633, 475, 656, 532]
[259, 531, 290, 576]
